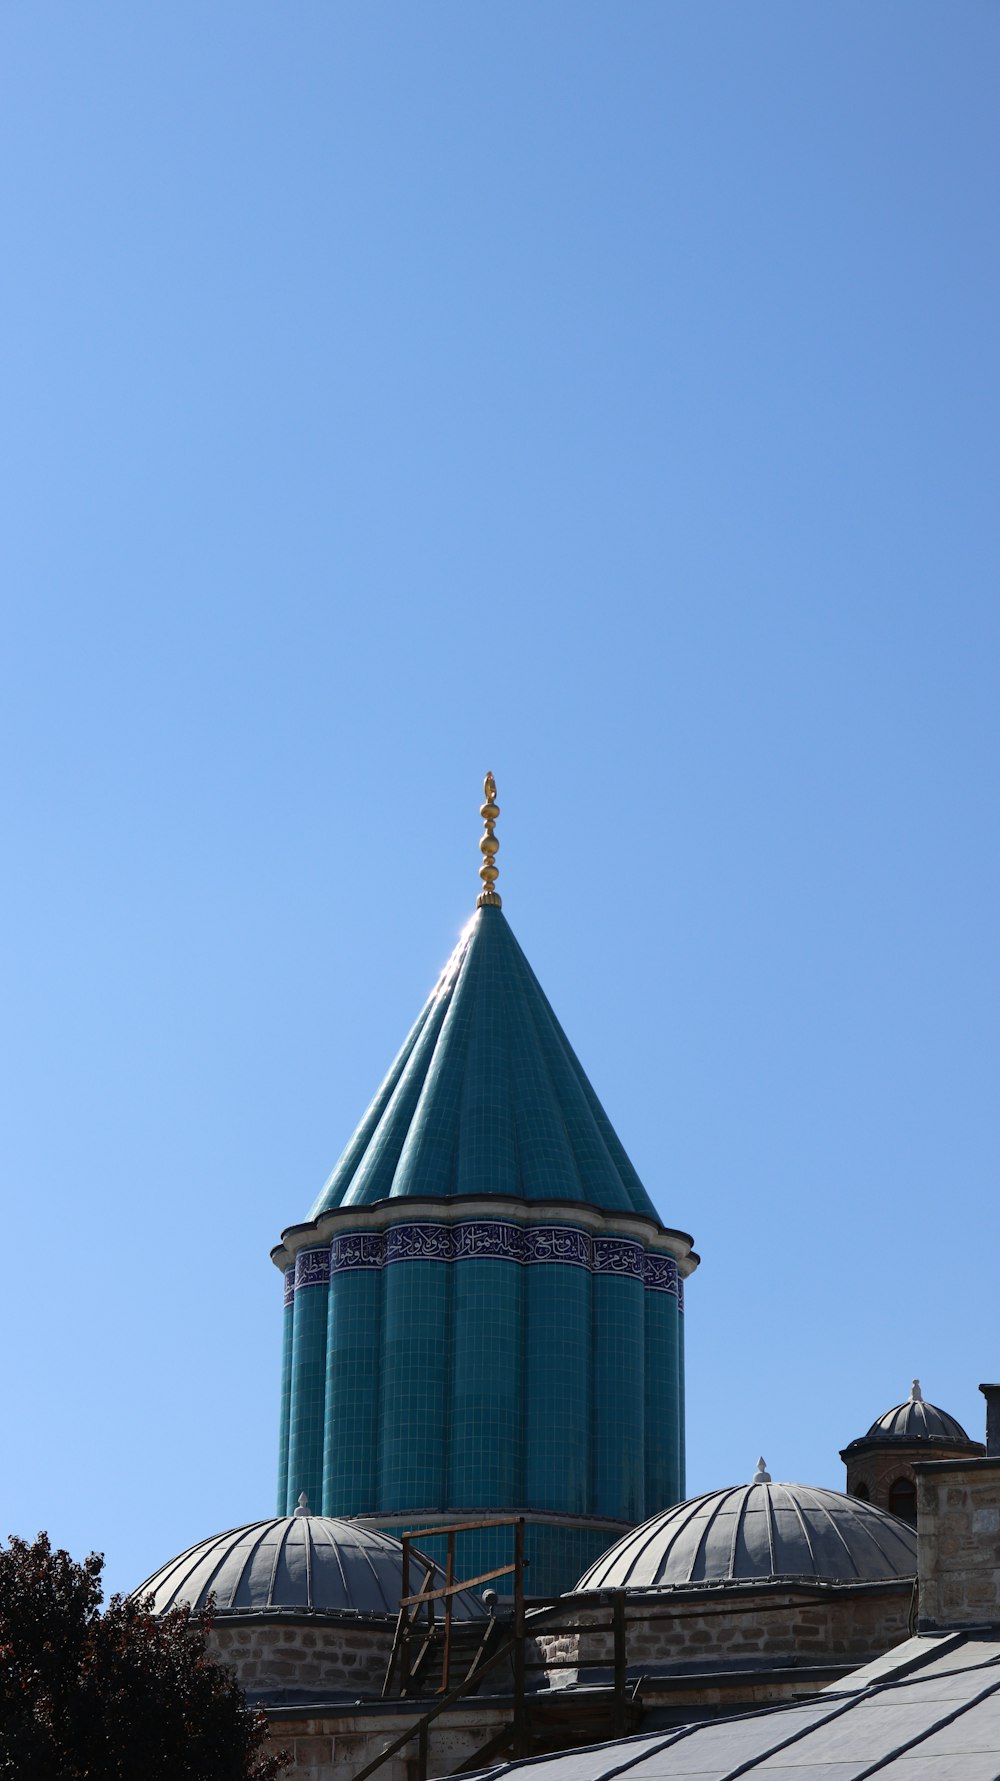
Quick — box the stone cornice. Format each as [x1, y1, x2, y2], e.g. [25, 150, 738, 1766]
[912, 1455, 1000, 1475]
[555, 1574, 915, 1607]
[840, 1436, 985, 1464]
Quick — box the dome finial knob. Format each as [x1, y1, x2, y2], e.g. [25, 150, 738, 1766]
[910, 1379, 923, 1402]
[752, 1457, 771, 1484]
[476, 772, 502, 909]
[294, 1491, 311, 1516]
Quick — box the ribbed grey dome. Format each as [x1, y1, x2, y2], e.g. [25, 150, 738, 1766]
[135, 1516, 489, 1619]
[864, 1398, 971, 1444]
[576, 1480, 917, 1590]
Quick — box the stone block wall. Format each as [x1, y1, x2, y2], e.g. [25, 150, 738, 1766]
[208, 1616, 394, 1698]
[263, 1704, 512, 1781]
[531, 1582, 913, 1679]
[915, 1457, 1000, 1629]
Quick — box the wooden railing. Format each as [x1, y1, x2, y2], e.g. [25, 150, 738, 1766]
[383, 1515, 525, 1703]
[353, 1519, 636, 1781]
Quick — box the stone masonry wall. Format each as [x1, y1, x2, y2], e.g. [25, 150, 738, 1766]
[209, 1618, 393, 1697]
[916, 1458, 1000, 1629]
[263, 1704, 512, 1781]
[531, 1585, 912, 1678]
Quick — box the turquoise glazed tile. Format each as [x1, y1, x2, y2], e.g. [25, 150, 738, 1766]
[306, 906, 661, 1219]
[276, 901, 693, 1593]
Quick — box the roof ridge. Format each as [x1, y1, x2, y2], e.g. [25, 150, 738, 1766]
[390, 918, 486, 1198]
[506, 927, 589, 1202]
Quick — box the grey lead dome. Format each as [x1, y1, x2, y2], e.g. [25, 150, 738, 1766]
[576, 1480, 917, 1590]
[135, 1515, 489, 1620]
[864, 1392, 972, 1444]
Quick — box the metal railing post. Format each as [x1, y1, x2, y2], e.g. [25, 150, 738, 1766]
[513, 1517, 527, 1757]
[442, 1528, 455, 1695]
[612, 1591, 627, 1736]
[401, 1537, 411, 1692]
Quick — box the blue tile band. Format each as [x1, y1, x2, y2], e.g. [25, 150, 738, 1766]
[294, 1246, 332, 1290]
[290, 1221, 679, 1293]
[644, 1252, 681, 1295]
[593, 1234, 644, 1280]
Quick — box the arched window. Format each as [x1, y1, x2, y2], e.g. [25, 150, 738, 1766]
[888, 1477, 917, 1525]
[852, 1481, 870, 1500]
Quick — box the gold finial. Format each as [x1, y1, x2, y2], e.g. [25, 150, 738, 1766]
[476, 772, 502, 908]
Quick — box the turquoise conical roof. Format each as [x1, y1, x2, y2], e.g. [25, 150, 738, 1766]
[308, 903, 660, 1221]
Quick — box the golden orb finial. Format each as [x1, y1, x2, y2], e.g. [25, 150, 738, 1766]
[476, 772, 502, 908]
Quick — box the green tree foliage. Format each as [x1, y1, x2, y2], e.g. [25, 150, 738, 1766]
[0, 1532, 288, 1780]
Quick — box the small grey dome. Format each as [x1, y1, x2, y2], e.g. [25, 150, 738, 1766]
[863, 1381, 971, 1444]
[134, 1516, 489, 1620]
[576, 1480, 917, 1591]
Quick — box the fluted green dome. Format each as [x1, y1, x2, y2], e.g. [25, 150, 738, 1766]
[307, 904, 659, 1221]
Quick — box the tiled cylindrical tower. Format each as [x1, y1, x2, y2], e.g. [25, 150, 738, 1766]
[272, 780, 698, 1596]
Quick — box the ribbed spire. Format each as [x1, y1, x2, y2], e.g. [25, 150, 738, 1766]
[307, 901, 660, 1221]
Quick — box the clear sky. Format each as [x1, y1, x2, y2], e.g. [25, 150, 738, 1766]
[2, 4, 998, 1599]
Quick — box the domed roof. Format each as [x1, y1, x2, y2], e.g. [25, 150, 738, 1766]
[575, 1463, 917, 1590]
[134, 1509, 489, 1620]
[860, 1379, 972, 1445]
[301, 902, 663, 1221]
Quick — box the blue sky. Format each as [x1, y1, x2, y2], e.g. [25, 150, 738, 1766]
[2, 4, 998, 1599]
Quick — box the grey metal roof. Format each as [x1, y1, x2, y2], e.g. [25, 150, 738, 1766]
[864, 1384, 972, 1444]
[458, 1632, 1000, 1781]
[576, 1477, 917, 1589]
[134, 1514, 489, 1619]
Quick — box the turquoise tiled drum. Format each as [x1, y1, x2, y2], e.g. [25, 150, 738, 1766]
[286, 1258, 329, 1516]
[644, 1283, 683, 1508]
[449, 1255, 522, 1506]
[272, 894, 698, 1597]
[323, 1264, 381, 1515]
[592, 1268, 646, 1523]
[525, 1259, 590, 1515]
[379, 1257, 450, 1509]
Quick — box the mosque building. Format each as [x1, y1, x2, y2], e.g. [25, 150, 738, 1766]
[132, 778, 1000, 1780]
[269, 776, 698, 1597]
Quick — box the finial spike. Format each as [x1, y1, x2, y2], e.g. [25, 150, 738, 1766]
[294, 1491, 311, 1516]
[752, 1457, 771, 1484]
[476, 772, 502, 908]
